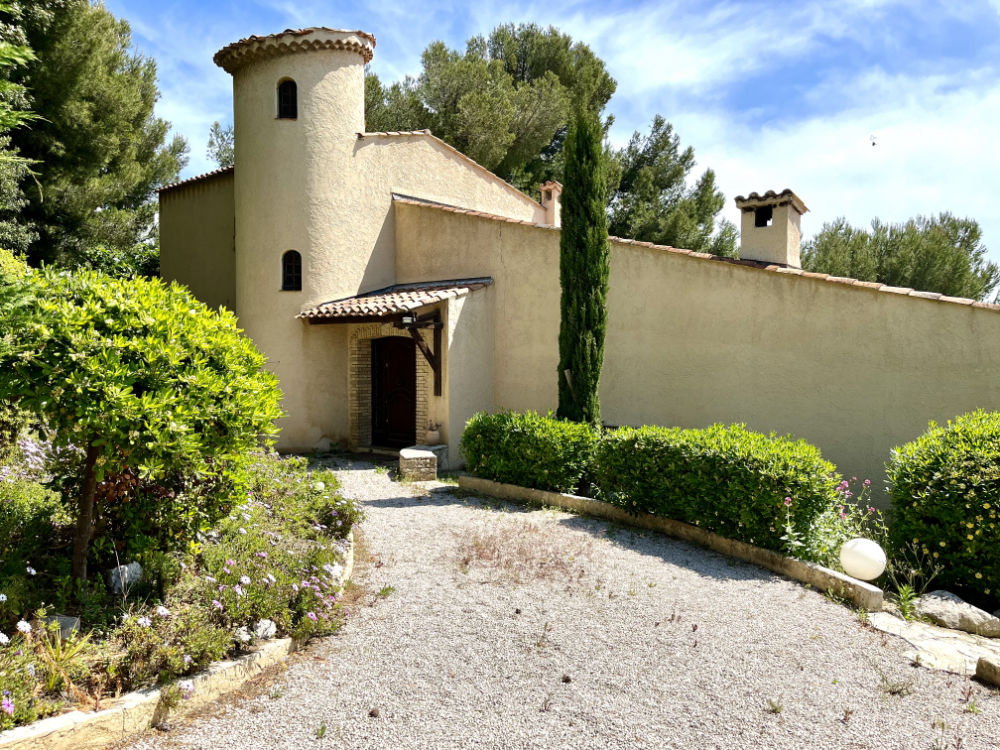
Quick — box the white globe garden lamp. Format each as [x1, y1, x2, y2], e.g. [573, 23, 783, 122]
[840, 538, 887, 581]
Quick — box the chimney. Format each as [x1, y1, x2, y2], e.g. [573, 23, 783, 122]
[540, 180, 562, 227]
[734, 189, 808, 268]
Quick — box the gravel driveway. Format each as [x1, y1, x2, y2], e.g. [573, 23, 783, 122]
[123, 460, 999, 750]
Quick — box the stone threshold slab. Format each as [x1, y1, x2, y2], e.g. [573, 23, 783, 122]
[458, 475, 883, 611]
[0, 528, 355, 750]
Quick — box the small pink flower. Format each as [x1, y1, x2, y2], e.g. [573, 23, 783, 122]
[783, 497, 792, 507]
[839, 512, 847, 520]
[306, 612, 318, 622]
[2, 696, 13, 716]
[212, 600, 223, 610]
[863, 479, 871, 486]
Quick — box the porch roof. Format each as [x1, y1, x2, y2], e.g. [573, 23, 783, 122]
[298, 277, 493, 322]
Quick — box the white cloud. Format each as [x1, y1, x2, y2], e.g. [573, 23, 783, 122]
[114, 0, 1000, 261]
[676, 67, 1000, 259]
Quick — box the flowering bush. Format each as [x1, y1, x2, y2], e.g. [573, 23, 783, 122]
[0, 616, 92, 730]
[0, 452, 363, 730]
[0, 267, 283, 581]
[0, 476, 73, 625]
[782, 477, 888, 569]
[888, 410, 1000, 609]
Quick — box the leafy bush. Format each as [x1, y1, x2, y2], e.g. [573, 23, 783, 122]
[461, 411, 597, 493]
[888, 410, 1000, 607]
[0, 617, 83, 731]
[0, 453, 363, 728]
[786, 478, 888, 569]
[0, 267, 283, 580]
[0, 479, 73, 625]
[594, 424, 842, 552]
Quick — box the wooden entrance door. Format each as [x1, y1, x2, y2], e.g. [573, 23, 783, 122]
[371, 337, 417, 448]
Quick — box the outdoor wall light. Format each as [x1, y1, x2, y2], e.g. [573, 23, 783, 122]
[400, 314, 416, 326]
[839, 538, 887, 581]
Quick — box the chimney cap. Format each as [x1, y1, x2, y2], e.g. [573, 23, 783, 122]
[734, 189, 808, 215]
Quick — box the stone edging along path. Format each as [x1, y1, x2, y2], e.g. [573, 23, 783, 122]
[458, 476, 884, 612]
[0, 529, 356, 750]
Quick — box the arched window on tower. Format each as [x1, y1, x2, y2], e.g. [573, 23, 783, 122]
[277, 79, 297, 119]
[281, 250, 302, 291]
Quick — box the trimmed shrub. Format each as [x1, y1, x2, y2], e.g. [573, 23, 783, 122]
[594, 424, 842, 552]
[461, 411, 597, 494]
[888, 411, 1000, 607]
[0, 267, 283, 580]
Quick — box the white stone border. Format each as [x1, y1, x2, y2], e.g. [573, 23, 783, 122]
[458, 476, 883, 612]
[0, 528, 356, 750]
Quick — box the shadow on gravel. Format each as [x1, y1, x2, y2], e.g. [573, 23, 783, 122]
[362, 484, 773, 585]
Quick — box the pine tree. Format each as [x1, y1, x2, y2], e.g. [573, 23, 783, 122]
[557, 109, 608, 426]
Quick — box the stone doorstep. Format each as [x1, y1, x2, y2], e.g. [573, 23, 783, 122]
[0, 528, 356, 750]
[457, 475, 884, 612]
[399, 444, 445, 481]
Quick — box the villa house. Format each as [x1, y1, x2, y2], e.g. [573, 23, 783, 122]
[159, 27, 1000, 484]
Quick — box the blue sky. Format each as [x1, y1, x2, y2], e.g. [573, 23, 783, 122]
[106, 0, 1000, 263]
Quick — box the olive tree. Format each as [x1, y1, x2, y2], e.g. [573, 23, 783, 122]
[0, 267, 283, 581]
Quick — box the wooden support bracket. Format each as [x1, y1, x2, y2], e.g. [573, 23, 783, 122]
[405, 312, 443, 396]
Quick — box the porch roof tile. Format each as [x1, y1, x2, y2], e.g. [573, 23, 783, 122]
[298, 278, 493, 321]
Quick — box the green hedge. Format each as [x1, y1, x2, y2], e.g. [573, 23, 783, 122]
[594, 424, 841, 552]
[888, 411, 1000, 606]
[460, 411, 597, 494]
[460, 412, 845, 556]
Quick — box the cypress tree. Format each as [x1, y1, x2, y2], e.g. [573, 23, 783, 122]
[557, 109, 609, 426]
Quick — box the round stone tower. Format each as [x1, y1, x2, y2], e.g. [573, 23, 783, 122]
[214, 28, 375, 450]
[214, 28, 375, 317]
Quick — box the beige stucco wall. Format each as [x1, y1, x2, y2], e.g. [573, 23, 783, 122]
[444, 289, 495, 466]
[394, 200, 1000, 492]
[158, 174, 236, 310]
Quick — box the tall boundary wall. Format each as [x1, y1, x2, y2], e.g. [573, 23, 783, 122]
[395, 199, 1000, 492]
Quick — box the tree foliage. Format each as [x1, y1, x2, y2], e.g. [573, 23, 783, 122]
[557, 110, 609, 426]
[9, 0, 187, 268]
[0, 1, 37, 256]
[365, 23, 614, 190]
[365, 23, 734, 254]
[0, 267, 283, 580]
[207, 120, 234, 168]
[801, 213, 999, 301]
[608, 116, 737, 256]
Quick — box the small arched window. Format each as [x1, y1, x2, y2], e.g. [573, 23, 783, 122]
[277, 79, 297, 119]
[281, 250, 302, 291]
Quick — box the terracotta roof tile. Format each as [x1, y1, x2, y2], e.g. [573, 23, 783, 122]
[299, 278, 493, 321]
[215, 28, 376, 73]
[392, 197, 1000, 314]
[734, 189, 809, 214]
[157, 166, 233, 194]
